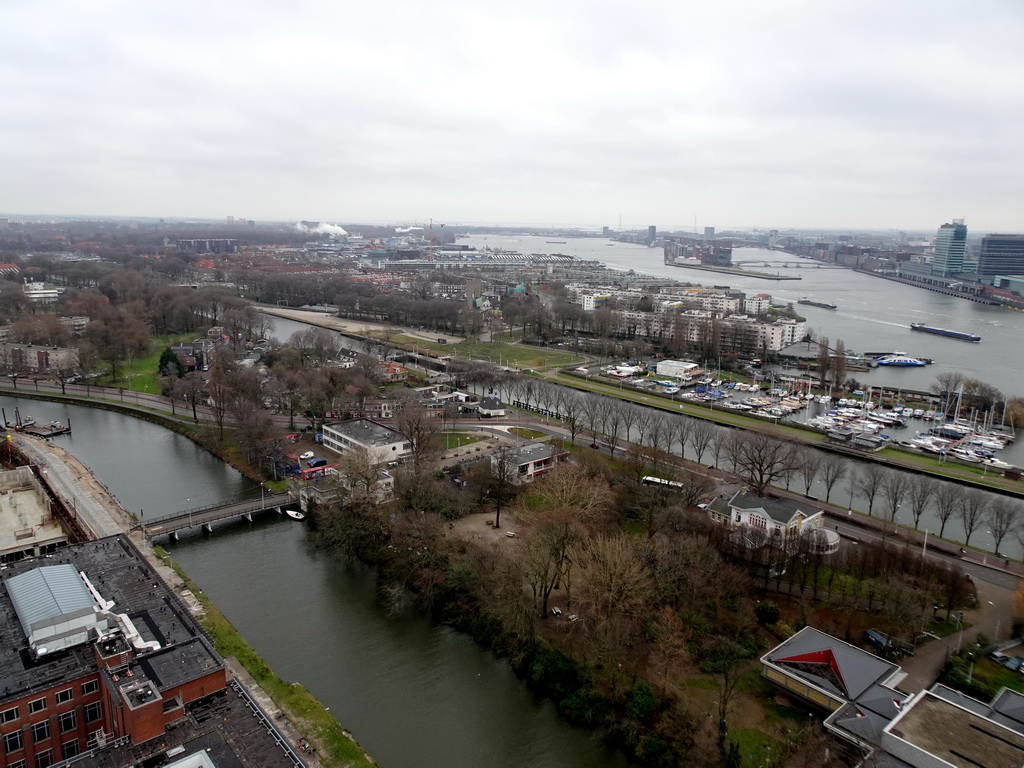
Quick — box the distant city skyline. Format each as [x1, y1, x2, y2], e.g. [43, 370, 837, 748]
[3, 1, 1023, 231]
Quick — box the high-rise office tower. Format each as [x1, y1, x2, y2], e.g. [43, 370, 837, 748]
[978, 234, 1024, 282]
[932, 220, 967, 278]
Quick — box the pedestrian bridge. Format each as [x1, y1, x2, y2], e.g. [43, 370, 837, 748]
[142, 493, 295, 539]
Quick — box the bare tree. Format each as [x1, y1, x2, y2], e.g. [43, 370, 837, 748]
[633, 406, 654, 447]
[647, 412, 673, 454]
[857, 463, 885, 516]
[958, 490, 989, 548]
[819, 454, 847, 503]
[933, 482, 965, 539]
[816, 335, 831, 388]
[671, 415, 692, 460]
[50, 354, 81, 395]
[394, 401, 441, 467]
[830, 339, 848, 393]
[489, 445, 517, 529]
[880, 469, 909, 533]
[799, 448, 824, 495]
[905, 475, 935, 531]
[559, 390, 585, 443]
[179, 371, 207, 423]
[603, 400, 625, 456]
[206, 351, 234, 438]
[985, 498, 1019, 556]
[730, 432, 792, 495]
[620, 402, 640, 443]
[689, 419, 717, 464]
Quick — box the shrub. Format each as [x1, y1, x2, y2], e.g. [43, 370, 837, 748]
[755, 601, 780, 626]
[559, 688, 613, 728]
[627, 679, 657, 725]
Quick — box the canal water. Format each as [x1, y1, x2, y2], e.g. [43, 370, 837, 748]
[0, 395, 627, 768]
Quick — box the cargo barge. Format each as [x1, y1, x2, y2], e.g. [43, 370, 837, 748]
[909, 322, 981, 342]
[797, 298, 838, 310]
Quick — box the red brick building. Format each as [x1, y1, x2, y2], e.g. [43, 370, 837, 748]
[0, 538, 227, 766]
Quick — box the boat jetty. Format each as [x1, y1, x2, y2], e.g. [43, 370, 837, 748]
[2, 407, 72, 438]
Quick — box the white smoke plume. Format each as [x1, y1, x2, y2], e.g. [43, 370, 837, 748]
[296, 222, 348, 236]
[394, 226, 424, 233]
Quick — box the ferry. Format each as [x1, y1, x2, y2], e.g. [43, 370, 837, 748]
[876, 354, 928, 367]
[909, 322, 981, 342]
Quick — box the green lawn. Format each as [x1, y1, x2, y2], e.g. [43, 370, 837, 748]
[729, 728, 783, 766]
[508, 427, 546, 440]
[383, 334, 580, 369]
[437, 432, 484, 449]
[96, 334, 196, 393]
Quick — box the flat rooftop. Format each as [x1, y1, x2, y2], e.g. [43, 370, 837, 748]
[0, 537, 220, 702]
[887, 691, 1024, 768]
[74, 682, 305, 768]
[0, 467, 66, 557]
[512, 443, 557, 465]
[327, 418, 406, 447]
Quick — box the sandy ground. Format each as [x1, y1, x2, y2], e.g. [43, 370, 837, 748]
[451, 510, 523, 545]
[261, 307, 464, 344]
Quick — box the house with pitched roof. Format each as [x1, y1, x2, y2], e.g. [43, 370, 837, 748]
[705, 491, 839, 554]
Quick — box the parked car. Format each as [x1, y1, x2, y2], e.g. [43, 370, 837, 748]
[307, 457, 327, 468]
[299, 451, 315, 460]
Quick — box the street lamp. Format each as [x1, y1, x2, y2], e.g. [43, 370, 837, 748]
[187, 498, 192, 529]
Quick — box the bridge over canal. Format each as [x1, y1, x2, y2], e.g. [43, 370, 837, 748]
[143, 493, 295, 539]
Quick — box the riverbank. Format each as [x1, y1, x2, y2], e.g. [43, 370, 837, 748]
[4, 430, 374, 768]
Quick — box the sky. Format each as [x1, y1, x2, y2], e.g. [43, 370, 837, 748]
[3, 1, 1024, 232]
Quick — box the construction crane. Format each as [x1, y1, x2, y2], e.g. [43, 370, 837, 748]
[428, 218, 445, 261]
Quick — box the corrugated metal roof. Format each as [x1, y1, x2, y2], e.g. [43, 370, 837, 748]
[6, 563, 96, 637]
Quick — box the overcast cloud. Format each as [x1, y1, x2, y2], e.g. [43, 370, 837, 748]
[2, 0, 1023, 231]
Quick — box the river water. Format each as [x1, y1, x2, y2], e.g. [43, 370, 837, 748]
[0, 395, 627, 768]
[461, 235, 1023, 400]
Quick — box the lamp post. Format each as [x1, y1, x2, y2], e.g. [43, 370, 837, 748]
[187, 498, 192, 529]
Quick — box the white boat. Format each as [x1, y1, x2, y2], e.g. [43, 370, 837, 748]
[876, 354, 927, 367]
[286, 509, 306, 521]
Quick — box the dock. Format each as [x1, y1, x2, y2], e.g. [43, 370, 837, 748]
[19, 420, 72, 438]
[1, 407, 71, 438]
